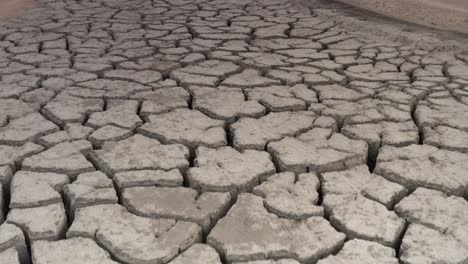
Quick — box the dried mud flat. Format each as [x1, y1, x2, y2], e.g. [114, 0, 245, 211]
[0, 0, 468, 263]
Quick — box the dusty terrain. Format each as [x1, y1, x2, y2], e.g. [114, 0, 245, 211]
[0, 0, 468, 263]
[0, 0, 34, 18]
[333, 0, 468, 34]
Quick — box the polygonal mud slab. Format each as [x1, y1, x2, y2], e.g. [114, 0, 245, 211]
[103, 69, 162, 85]
[302, 71, 347, 86]
[267, 128, 367, 174]
[0, 248, 20, 264]
[139, 109, 226, 149]
[171, 60, 240, 87]
[328, 196, 405, 247]
[36, 135, 93, 152]
[86, 99, 142, 129]
[395, 188, 468, 247]
[422, 125, 468, 153]
[415, 97, 468, 150]
[321, 165, 407, 209]
[198, 33, 249, 41]
[37, 131, 73, 148]
[246, 84, 317, 112]
[171, 72, 219, 87]
[20, 88, 55, 107]
[316, 239, 398, 264]
[345, 64, 410, 82]
[168, 244, 221, 264]
[0, 84, 32, 99]
[374, 88, 419, 107]
[253, 37, 322, 50]
[118, 58, 179, 74]
[132, 87, 190, 116]
[22, 141, 95, 177]
[113, 169, 183, 190]
[266, 69, 303, 85]
[309, 98, 412, 128]
[221, 69, 280, 88]
[187, 146, 275, 195]
[190, 86, 265, 123]
[311, 116, 339, 131]
[31, 237, 118, 264]
[13, 53, 57, 65]
[1, 73, 40, 89]
[311, 84, 369, 102]
[276, 49, 328, 61]
[0, 112, 59, 146]
[122, 186, 231, 233]
[0, 223, 29, 264]
[415, 97, 468, 131]
[90, 134, 189, 176]
[10, 171, 69, 208]
[77, 79, 151, 98]
[65, 123, 95, 141]
[7, 203, 67, 242]
[0, 142, 43, 168]
[400, 224, 468, 264]
[207, 193, 345, 263]
[321, 165, 406, 246]
[42, 91, 103, 125]
[447, 64, 468, 79]
[172, 60, 240, 78]
[412, 65, 446, 82]
[64, 171, 118, 215]
[341, 121, 419, 160]
[68, 204, 202, 264]
[231, 111, 316, 151]
[239, 52, 290, 69]
[88, 125, 133, 148]
[252, 172, 323, 219]
[0, 99, 39, 126]
[375, 144, 468, 196]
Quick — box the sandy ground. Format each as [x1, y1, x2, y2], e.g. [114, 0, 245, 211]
[0, 0, 35, 18]
[333, 0, 468, 34]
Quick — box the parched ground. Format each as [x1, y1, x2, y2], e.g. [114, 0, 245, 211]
[1, 0, 468, 263]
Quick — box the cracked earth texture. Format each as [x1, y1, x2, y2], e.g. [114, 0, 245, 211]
[0, 0, 468, 263]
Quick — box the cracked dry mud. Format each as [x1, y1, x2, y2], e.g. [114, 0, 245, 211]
[0, 0, 467, 263]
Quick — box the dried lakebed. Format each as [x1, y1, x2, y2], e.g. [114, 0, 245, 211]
[0, 0, 468, 263]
